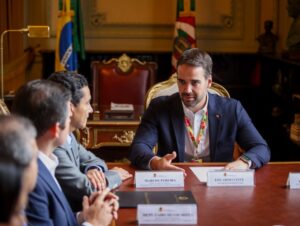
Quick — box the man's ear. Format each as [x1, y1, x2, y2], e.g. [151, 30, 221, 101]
[207, 76, 212, 88]
[70, 103, 75, 114]
[49, 123, 60, 139]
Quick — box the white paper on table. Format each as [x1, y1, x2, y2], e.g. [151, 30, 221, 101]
[110, 102, 134, 111]
[190, 166, 224, 182]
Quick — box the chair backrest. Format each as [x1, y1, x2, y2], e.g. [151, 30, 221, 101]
[92, 54, 157, 107]
[145, 73, 230, 109]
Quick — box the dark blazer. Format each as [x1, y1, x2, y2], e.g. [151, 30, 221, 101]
[54, 133, 121, 211]
[130, 93, 270, 169]
[26, 159, 78, 226]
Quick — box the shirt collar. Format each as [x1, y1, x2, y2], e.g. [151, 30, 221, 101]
[67, 134, 72, 145]
[38, 151, 59, 175]
[182, 92, 209, 117]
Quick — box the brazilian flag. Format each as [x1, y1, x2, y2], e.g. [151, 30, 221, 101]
[55, 0, 85, 72]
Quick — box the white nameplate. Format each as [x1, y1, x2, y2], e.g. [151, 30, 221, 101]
[137, 204, 197, 225]
[287, 172, 300, 189]
[135, 171, 184, 188]
[207, 169, 255, 187]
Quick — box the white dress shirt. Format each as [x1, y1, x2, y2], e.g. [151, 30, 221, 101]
[182, 94, 210, 161]
[38, 151, 62, 191]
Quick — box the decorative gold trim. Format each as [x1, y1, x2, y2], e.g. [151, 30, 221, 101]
[103, 53, 147, 73]
[91, 142, 131, 149]
[117, 54, 132, 72]
[145, 73, 177, 108]
[112, 130, 135, 143]
[144, 73, 230, 109]
[80, 127, 90, 148]
[210, 82, 230, 98]
[74, 127, 90, 148]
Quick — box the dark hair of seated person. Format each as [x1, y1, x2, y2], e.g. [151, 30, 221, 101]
[48, 71, 88, 106]
[0, 161, 22, 224]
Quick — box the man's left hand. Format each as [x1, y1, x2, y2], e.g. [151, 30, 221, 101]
[86, 168, 106, 191]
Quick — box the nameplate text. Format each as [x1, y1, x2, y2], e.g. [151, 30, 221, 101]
[137, 204, 197, 225]
[207, 169, 255, 187]
[135, 171, 184, 188]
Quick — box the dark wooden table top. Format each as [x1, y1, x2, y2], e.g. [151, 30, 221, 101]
[108, 162, 300, 226]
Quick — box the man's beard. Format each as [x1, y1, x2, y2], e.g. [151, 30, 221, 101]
[181, 93, 200, 108]
[181, 92, 208, 111]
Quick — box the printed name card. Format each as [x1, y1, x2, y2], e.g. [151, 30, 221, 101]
[135, 171, 184, 188]
[137, 204, 197, 225]
[207, 169, 255, 187]
[287, 172, 300, 189]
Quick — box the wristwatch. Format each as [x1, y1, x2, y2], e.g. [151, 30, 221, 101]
[239, 154, 252, 168]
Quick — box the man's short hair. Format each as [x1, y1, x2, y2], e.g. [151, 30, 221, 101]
[0, 162, 23, 223]
[12, 80, 71, 138]
[0, 115, 36, 167]
[177, 48, 213, 79]
[48, 71, 88, 106]
[0, 115, 36, 223]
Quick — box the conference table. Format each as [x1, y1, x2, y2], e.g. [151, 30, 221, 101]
[108, 162, 300, 226]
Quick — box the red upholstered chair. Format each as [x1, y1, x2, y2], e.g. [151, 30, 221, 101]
[91, 54, 157, 108]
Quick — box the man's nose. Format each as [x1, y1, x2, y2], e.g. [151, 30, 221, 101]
[183, 83, 192, 93]
[89, 104, 93, 113]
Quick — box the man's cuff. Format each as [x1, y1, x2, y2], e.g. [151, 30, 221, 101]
[105, 170, 122, 189]
[148, 156, 161, 170]
[84, 165, 104, 173]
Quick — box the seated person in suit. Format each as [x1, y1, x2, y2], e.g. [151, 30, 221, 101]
[0, 115, 38, 226]
[48, 71, 132, 211]
[130, 48, 270, 172]
[12, 80, 118, 226]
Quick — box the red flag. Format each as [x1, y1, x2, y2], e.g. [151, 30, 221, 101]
[172, 0, 196, 71]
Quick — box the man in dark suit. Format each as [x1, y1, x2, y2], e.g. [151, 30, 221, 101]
[12, 80, 118, 226]
[130, 48, 270, 172]
[48, 72, 132, 211]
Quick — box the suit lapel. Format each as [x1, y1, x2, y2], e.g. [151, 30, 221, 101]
[170, 94, 185, 162]
[60, 134, 79, 167]
[37, 159, 77, 226]
[70, 133, 80, 167]
[208, 94, 222, 160]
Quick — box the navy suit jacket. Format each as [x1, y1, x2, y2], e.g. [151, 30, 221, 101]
[130, 93, 270, 169]
[26, 159, 78, 226]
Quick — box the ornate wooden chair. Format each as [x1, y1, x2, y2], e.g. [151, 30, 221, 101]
[145, 73, 230, 108]
[91, 54, 157, 108]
